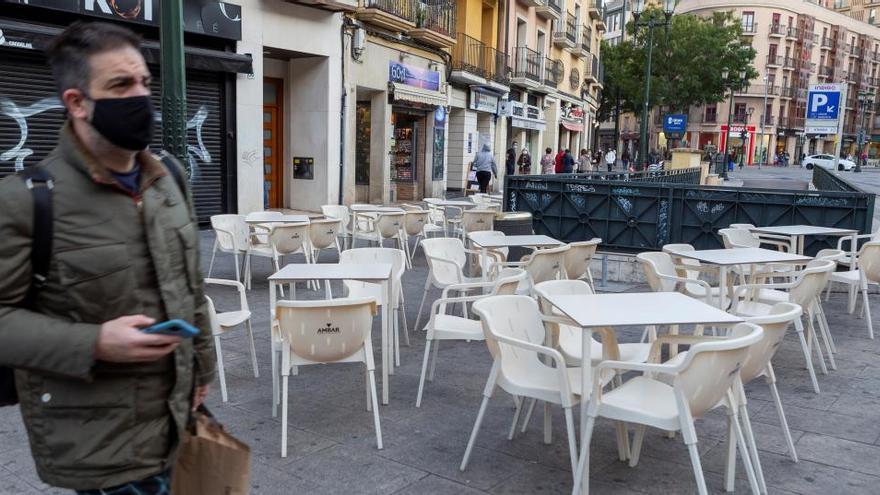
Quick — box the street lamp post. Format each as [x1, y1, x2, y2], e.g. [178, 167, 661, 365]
[758, 71, 769, 169]
[160, 0, 188, 169]
[856, 91, 874, 173]
[632, 0, 675, 171]
[739, 107, 754, 169]
[721, 69, 747, 180]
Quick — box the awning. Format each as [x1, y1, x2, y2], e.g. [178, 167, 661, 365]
[561, 120, 584, 132]
[390, 82, 448, 107]
[511, 118, 546, 131]
[0, 17, 253, 74]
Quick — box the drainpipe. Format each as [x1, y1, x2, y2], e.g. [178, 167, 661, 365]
[339, 18, 348, 205]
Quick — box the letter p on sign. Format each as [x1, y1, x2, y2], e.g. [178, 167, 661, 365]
[811, 94, 828, 113]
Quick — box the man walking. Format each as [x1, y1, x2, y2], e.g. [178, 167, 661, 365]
[472, 143, 497, 193]
[562, 149, 576, 174]
[506, 141, 517, 176]
[0, 22, 214, 494]
[604, 147, 617, 172]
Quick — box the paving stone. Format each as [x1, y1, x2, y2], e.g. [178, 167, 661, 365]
[287, 444, 426, 494]
[392, 474, 485, 495]
[794, 432, 880, 477]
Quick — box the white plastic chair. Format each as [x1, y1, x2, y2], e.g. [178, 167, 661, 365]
[208, 214, 249, 282]
[308, 218, 342, 263]
[728, 223, 756, 230]
[321, 205, 351, 250]
[730, 259, 837, 393]
[246, 223, 312, 292]
[402, 210, 430, 268]
[638, 251, 721, 306]
[495, 244, 571, 294]
[424, 203, 449, 238]
[414, 237, 489, 331]
[719, 227, 791, 252]
[415, 269, 528, 407]
[563, 238, 602, 290]
[457, 209, 496, 243]
[275, 297, 382, 455]
[574, 323, 765, 495]
[353, 212, 406, 250]
[827, 241, 880, 339]
[204, 278, 259, 403]
[462, 295, 586, 482]
[340, 248, 409, 363]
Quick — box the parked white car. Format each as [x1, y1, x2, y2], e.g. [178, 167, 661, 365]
[803, 154, 856, 171]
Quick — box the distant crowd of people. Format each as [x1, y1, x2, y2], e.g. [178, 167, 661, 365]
[504, 141, 641, 177]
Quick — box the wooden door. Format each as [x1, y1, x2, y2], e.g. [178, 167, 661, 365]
[263, 78, 283, 208]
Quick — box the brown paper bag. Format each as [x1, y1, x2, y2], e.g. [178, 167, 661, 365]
[171, 408, 251, 495]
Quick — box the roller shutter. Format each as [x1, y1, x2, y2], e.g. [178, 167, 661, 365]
[0, 48, 228, 222]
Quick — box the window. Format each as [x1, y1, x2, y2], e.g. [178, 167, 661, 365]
[734, 103, 747, 123]
[768, 44, 778, 59]
[772, 13, 780, 29]
[765, 103, 773, 119]
[741, 12, 755, 32]
[536, 30, 546, 55]
[705, 105, 717, 123]
[872, 9, 878, 25]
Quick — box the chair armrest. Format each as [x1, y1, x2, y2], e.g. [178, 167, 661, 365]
[205, 277, 249, 311]
[838, 234, 874, 250]
[440, 281, 496, 298]
[596, 359, 680, 375]
[490, 332, 575, 397]
[648, 335, 730, 363]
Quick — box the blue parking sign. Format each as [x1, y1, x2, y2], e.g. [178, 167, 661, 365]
[807, 90, 841, 120]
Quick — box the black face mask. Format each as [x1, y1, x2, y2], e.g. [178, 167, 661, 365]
[89, 95, 155, 151]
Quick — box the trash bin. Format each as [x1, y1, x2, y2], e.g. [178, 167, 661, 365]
[494, 212, 533, 261]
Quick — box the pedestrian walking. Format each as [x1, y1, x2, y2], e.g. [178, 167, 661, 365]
[540, 147, 555, 174]
[562, 149, 575, 173]
[592, 149, 602, 170]
[506, 141, 517, 176]
[473, 143, 497, 193]
[604, 147, 617, 172]
[578, 149, 590, 173]
[517, 147, 532, 175]
[555, 149, 565, 173]
[0, 22, 215, 494]
[621, 149, 631, 170]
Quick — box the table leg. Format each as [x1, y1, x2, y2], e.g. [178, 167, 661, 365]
[719, 266, 728, 310]
[481, 247, 489, 283]
[850, 232, 858, 272]
[381, 278, 391, 404]
[575, 328, 593, 495]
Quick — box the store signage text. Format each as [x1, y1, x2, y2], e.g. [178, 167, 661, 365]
[663, 114, 688, 139]
[508, 101, 545, 130]
[560, 105, 584, 121]
[389, 61, 441, 92]
[468, 89, 499, 114]
[805, 83, 845, 135]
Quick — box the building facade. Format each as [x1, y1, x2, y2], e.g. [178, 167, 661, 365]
[677, 0, 880, 164]
[833, 0, 880, 26]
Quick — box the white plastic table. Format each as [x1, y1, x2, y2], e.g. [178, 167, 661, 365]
[543, 292, 743, 495]
[671, 247, 812, 309]
[750, 225, 858, 259]
[468, 232, 563, 281]
[268, 263, 394, 404]
[424, 198, 475, 208]
[244, 212, 311, 224]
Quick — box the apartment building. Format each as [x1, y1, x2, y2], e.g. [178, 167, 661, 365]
[834, 0, 880, 26]
[677, 0, 880, 164]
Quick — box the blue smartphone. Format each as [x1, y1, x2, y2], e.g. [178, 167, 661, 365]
[141, 319, 200, 338]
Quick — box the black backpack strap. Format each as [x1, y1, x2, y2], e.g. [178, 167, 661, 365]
[160, 154, 187, 197]
[19, 167, 54, 308]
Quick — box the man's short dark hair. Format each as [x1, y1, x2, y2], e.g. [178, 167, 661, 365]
[45, 21, 142, 97]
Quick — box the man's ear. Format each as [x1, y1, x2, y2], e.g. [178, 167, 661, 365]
[62, 88, 90, 120]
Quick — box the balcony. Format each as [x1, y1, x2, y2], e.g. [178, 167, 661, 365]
[766, 55, 782, 68]
[821, 37, 835, 50]
[873, 51, 880, 63]
[819, 65, 834, 79]
[588, 0, 602, 20]
[553, 13, 578, 49]
[732, 113, 748, 124]
[510, 46, 544, 89]
[584, 53, 603, 86]
[572, 25, 591, 57]
[779, 86, 794, 99]
[741, 22, 757, 35]
[761, 115, 776, 126]
[535, 0, 562, 21]
[409, 0, 456, 48]
[356, 0, 416, 32]
[543, 57, 562, 89]
[786, 26, 799, 40]
[768, 24, 785, 38]
[782, 57, 796, 70]
[735, 84, 778, 96]
[286, 0, 357, 12]
[450, 33, 509, 88]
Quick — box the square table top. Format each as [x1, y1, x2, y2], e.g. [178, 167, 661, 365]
[671, 247, 812, 266]
[750, 225, 858, 236]
[245, 212, 310, 224]
[546, 292, 744, 328]
[469, 232, 562, 249]
[350, 205, 405, 213]
[269, 263, 392, 282]
[425, 198, 475, 207]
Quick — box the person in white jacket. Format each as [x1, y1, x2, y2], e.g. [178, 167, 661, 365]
[604, 148, 617, 172]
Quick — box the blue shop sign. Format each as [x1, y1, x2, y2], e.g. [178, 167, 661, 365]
[663, 114, 688, 138]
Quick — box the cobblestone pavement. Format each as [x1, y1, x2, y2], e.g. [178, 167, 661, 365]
[2, 231, 880, 494]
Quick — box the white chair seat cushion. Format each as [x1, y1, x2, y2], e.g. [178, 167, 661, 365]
[829, 269, 860, 284]
[598, 376, 680, 431]
[429, 314, 483, 340]
[558, 325, 651, 366]
[755, 288, 790, 304]
[247, 244, 274, 258]
[216, 310, 251, 330]
[733, 300, 773, 317]
[500, 366, 613, 405]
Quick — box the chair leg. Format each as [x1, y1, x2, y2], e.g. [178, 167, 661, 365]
[564, 407, 579, 474]
[233, 252, 241, 283]
[415, 339, 432, 408]
[520, 398, 537, 434]
[863, 280, 875, 339]
[214, 335, 227, 402]
[399, 294, 410, 347]
[731, 409, 761, 495]
[368, 368, 383, 450]
[725, 413, 736, 492]
[739, 401, 768, 493]
[815, 297, 837, 353]
[806, 313, 828, 375]
[628, 425, 647, 467]
[271, 347, 279, 417]
[413, 280, 431, 332]
[543, 402, 552, 445]
[246, 320, 259, 378]
[686, 440, 709, 495]
[825, 280, 832, 302]
[812, 304, 837, 370]
[849, 283, 858, 314]
[572, 415, 596, 495]
[615, 422, 629, 461]
[281, 374, 289, 458]
[393, 308, 401, 368]
[208, 239, 218, 278]
[793, 317, 821, 394]
[765, 365, 797, 462]
[508, 396, 524, 440]
[461, 362, 498, 472]
[428, 338, 440, 381]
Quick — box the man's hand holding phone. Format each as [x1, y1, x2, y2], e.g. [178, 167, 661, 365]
[96, 315, 182, 363]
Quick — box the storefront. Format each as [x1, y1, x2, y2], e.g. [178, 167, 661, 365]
[446, 86, 503, 191]
[0, 1, 249, 222]
[720, 124, 756, 166]
[559, 104, 585, 153]
[504, 97, 546, 159]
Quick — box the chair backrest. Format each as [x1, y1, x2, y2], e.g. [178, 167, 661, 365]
[563, 238, 601, 280]
[375, 212, 405, 238]
[427, 203, 446, 225]
[859, 241, 880, 283]
[400, 203, 424, 212]
[210, 214, 248, 252]
[789, 259, 836, 307]
[340, 247, 407, 299]
[523, 245, 570, 285]
[461, 210, 496, 235]
[493, 268, 529, 295]
[421, 237, 468, 285]
[473, 230, 509, 261]
[729, 223, 756, 230]
[534, 279, 592, 315]
[269, 223, 310, 256]
[321, 205, 350, 234]
[673, 322, 763, 417]
[719, 228, 760, 249]
[473, 295, 550, 378]
[741, 303, 802, 384]
[636, 251, 678, 292]
[205, 295, 222, 337]
[276, 297, 377, 363]
[815, 248, 845, 262]
[309, 218, 342, 250]
[662, 243, 700, 281]
[404, 210, 430, 236]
